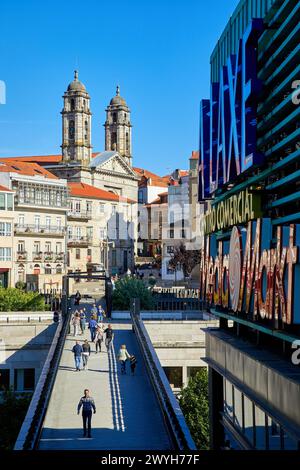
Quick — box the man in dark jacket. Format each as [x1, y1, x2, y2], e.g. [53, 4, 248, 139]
[77, 389, 96, 438]
[104, 324, 114, 351]
[72, 341, 83, 371]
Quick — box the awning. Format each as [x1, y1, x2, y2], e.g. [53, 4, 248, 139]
[0, 268, 9, 273]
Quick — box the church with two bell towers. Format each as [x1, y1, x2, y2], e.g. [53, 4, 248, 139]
[49, 71, 138, 201]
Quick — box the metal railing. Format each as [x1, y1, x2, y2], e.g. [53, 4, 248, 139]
[14, 304, 71, 450]
[130, 299, 196, 450]
[15, 224, 65, 236]
[67, 211, 92, 220]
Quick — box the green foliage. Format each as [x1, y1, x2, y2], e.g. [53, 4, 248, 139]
[0, 388, 32, 450]
[112, 277, 154, 310]
[0, 287, 46, 311]
[15, 281, 26, 290]
[179, 368, 210, 450]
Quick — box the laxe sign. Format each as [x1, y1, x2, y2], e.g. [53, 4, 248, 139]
[199, 219, 300, 325]
[199, 19, 264, 200]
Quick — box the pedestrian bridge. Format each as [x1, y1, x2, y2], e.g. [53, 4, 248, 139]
[14, 303, 195, 451]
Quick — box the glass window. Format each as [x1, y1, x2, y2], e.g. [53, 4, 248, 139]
[45, 264, 51, 274]
[0, 193, 5, 210]
[267, 417, 281, 450]
[76, 248, 80, 260]
[14, 368, 35, 391]
[163, 367, 183, 389]
[233, 387, 243, 432]
[6, 194, 13, 210]
[224, 379, 234, 420]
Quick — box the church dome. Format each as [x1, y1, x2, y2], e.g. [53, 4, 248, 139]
[110, 85, 127, 106]
[67, 70, 86, 92]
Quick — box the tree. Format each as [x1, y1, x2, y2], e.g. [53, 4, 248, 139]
[179, 368, 209, 449]
[168, 242, 201, 278]
[0, 388, 32, 450]
[0, 287, 46, 311]
[112, 277, 154, 310]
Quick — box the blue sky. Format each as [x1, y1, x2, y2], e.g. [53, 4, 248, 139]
[0, 0, 238, 175]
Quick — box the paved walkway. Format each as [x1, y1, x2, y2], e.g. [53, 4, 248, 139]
[39, 305, 171, 450]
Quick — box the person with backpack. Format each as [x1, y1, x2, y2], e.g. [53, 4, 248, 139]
[94, 325, 104, 353]
[117, 344, 131, 374]
[104, 324, 114, 351]
[77, 389, 96, 438]
[88, 317, 98, 342]
[72, 341, 83, 371]
[82, 339, 91, 370]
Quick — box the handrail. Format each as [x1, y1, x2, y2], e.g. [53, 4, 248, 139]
[14, 307, 72, 450]
[130, 304, 196, 450]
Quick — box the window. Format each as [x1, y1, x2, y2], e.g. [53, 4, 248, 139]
[87, 226, 93, 239]
[33, 264, 40, 275]
[163, 367, 183, 389]
[36, 189, 42, 205]
[18, 215, 25, 227]
[68, 226, 72, 239]
[0, 193, 5, 210]
[99, 229, 105, 239]
[85, 120, 88, 140]
[111, 132, 117, 148]
[138, 190, 144, 203]
[113, 112, 117, 123]
[99, 203, 105, 214]
[0, 222, 11, 236]
[86, 201, 92, 214]
[167, 245, 174, 254]
[76, 248, 80, 260]
[126, 132, 129, 151]
[0, 248, 11, 261]
[45, 264, 51, 274]
[112, 205, 117, 215]
[33, 242, 40, 253]
[45, 216, 51, 229]
[71, 99, 75, 111]
[56, 264, 62, 274]
[45, 242, 51, 253]
[18, 241, 25, 253]
[34, 215, 40, 230]
[56, 242, 62, 254]
[14, 368, 35, 391]
[75, 201, 81, 213]
[0, 369, 10, 390]
[76, 227, 81, 240]
[56, 217, 62, 230]
[6, 194, 13, 210]
[69, 120, 75, 139]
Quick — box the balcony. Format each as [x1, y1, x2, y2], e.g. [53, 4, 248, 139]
[67, 211, 92, 221]
[17, 251, 27, 261]
[31, 251, 65, 262]
[15, 224, 65, 237]
[32, 252, 43, 262]
[67, 236, 92, 247]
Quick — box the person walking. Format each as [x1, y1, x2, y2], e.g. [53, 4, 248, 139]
[80, 309, 86, 335]
[97, 304, 105, 323]
[77, 389, 96, 438]
[91, 303, 98, 319]
[82, 339, 91, 370]
[94, 325, 104, 353]
[88, 317, 98, 342]
[117, 344, 131, 374]
[72, 341, 83, 371]
[104, 324, 114, 351]
[72, 312, 80, 336]
[74, 290, 81, 306]
[130, 355, 137, 375]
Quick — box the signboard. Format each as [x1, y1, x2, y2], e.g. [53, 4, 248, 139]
[199, 219, 300, 325]
[202, 188, 261, 234]
[199, 19, 264, 200]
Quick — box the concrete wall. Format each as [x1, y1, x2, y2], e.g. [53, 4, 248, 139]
[0, 314, 58, 391]
[144, 319, 218, 389]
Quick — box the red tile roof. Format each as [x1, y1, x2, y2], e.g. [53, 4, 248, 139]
[133, 167, 170, 187]
[0, 160, 58, 179]
[0, 152, 100, 164]
[0, 184, 12, 192]
[68, 182, 136, 203]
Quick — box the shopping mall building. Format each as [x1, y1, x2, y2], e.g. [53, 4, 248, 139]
[198, 0, 300, 450]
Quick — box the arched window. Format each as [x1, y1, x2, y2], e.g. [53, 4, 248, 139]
[69, 120, 75, 139]
[113, 112, 117, 123]
[33, 264, 40, 275]
[71, 99, 75, 111]
[45, 264, 52, 275]
[126, 132, 129, 151]
[84, 120, 88, 140]
[56, 264, 62, 274]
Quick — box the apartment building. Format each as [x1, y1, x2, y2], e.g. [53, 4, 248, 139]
[67, 182, 136, 279]
[0, 185, 14, 287]
[0, 160, 68, 290]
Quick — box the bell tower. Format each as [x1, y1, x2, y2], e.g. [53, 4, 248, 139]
[61, 70, 92, 166]
[104, 86, 132, 166]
